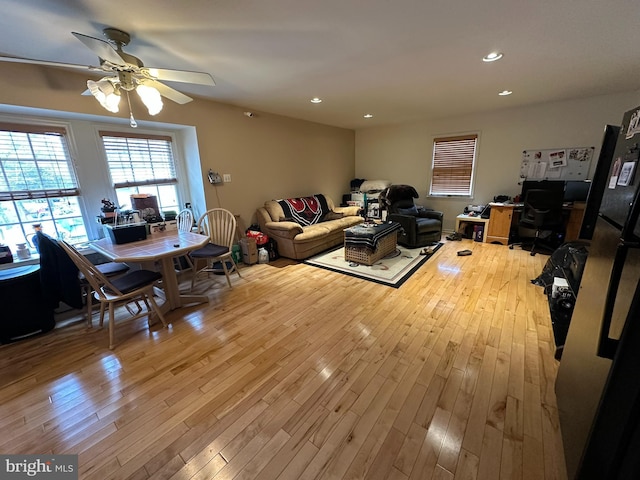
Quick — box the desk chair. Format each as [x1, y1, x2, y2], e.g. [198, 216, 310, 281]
[190, 208, 242, 290]
[59, 240, 166, 349]
[510, 188, 565, 255]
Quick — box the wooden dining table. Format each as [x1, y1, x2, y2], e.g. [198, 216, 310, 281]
[90, 229, 210, 312]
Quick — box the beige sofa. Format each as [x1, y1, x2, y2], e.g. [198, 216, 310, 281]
[256, 194, 363, 260]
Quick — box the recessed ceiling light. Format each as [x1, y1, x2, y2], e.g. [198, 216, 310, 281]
[483, 52, 503, 62]
[310, 97, 322, 104]
[498, 90, 513, 96]
[363, 114, 373, 118]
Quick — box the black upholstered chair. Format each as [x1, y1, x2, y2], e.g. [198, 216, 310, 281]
[379, 185, 443, 248]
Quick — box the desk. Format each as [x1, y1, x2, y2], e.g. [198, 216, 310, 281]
[487, 201, 587, 245]
[91, 230, 210, 312]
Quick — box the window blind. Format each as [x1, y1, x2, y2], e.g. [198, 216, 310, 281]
[430, 134, 478, 196]
[0, 123, 79, 201]
[100, 131, 177, 188]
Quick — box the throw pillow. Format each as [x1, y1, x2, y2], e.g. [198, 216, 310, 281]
[397, 205, 419, 216]
[323, 211, 344, 221]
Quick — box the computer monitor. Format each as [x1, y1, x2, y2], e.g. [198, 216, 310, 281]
[564, 180, 592, 203]
[520, 180, 565, 203]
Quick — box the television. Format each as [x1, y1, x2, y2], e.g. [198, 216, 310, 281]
[564, 181, 592, 203]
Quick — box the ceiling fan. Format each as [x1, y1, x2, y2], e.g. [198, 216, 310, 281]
[0, 27, 215, 124]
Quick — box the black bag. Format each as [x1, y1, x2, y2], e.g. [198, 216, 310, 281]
[263, 238, 279, 260]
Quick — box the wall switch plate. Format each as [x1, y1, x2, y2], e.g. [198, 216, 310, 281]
[223, 174, 231, 182]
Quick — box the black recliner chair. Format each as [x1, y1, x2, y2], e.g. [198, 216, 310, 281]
[379, 184, 443, 248]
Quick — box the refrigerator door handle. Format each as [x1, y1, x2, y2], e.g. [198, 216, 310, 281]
[598, 243, 631, 359]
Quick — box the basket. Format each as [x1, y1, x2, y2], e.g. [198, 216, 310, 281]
[344, 231, 397, 265]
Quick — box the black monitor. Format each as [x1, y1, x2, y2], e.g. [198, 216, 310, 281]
[521, 180, 565, 203]
[564, 180, 592, 203]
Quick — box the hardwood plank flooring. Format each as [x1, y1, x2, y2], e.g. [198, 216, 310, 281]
[0, 239, 568, 479]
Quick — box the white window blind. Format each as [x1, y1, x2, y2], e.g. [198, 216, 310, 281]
[430, 134, 478, 196]
[0, 123, 79, 201]
[100, 131, 177, 188]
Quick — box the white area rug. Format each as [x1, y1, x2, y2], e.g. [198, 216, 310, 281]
[304, 242, 443, 287]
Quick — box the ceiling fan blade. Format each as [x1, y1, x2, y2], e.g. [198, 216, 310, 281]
[142, 67, 215, 86]
[145, 79, 193, 104]
[72, 32, 126, 65]
[0, 55, 102, 72]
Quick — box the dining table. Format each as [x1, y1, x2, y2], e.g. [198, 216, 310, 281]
[90, 229, 210, 313]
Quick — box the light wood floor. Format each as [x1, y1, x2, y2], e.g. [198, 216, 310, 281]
[0, 239, 568, 480]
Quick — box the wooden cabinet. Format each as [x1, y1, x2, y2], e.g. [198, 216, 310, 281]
[486, 204, 515, 245]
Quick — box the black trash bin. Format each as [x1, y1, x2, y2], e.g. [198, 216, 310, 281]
[0, 265, 55, 343]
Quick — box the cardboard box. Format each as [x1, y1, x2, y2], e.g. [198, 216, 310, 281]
[239, 237, 258, 265]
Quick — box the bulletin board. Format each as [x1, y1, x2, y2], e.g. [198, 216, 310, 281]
[519, 147, 594, 182]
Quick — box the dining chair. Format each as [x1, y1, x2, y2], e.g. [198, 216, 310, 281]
[80, 261, 130, 327]
[190, 208, 242, 289]
[59, 240, 167, 349]
[174, 208, 195, 272]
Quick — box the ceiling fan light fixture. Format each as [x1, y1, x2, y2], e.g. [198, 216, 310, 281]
[87, 79, 120, 113]
[136, 84, 163, 115]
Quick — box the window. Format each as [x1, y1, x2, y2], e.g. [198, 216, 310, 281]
[0, 123, 88, 249]
[429, 134, 478, 196]
[100, 131, 180, 216]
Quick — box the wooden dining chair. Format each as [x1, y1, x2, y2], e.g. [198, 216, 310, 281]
[80, 260, 130, 327]
[190, 208, 242, 289]
[59, 240, 167, 349]
[174, 208, 195, 272]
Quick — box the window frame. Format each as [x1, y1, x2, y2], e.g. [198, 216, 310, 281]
[0, 120, 89, 246]
[98, 129, 184, 215]
[429, 132, 479, 198]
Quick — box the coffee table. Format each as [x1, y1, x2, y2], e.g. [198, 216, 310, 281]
[344, 221, 402, 265]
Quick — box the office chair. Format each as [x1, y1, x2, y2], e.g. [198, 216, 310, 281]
[510, 188, 565, 255]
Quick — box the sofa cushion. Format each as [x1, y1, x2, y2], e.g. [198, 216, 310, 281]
[277, 194, 329, 226]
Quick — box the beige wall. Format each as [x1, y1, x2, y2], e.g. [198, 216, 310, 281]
[0, 63, 355, 236]
[3, 61, 640, 238]
[355, 91, 640, 231]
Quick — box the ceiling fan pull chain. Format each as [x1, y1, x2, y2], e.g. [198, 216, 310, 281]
[125, 90, 137, 128]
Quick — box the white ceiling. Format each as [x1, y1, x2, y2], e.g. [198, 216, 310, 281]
[1, 0, 639, 130]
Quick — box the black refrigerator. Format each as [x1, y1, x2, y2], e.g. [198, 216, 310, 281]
[556, 105, 640, 479]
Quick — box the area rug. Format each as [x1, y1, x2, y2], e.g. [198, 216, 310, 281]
[304, 242, 443, 288]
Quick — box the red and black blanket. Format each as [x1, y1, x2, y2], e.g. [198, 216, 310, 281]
[278, 194, 330, 226]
